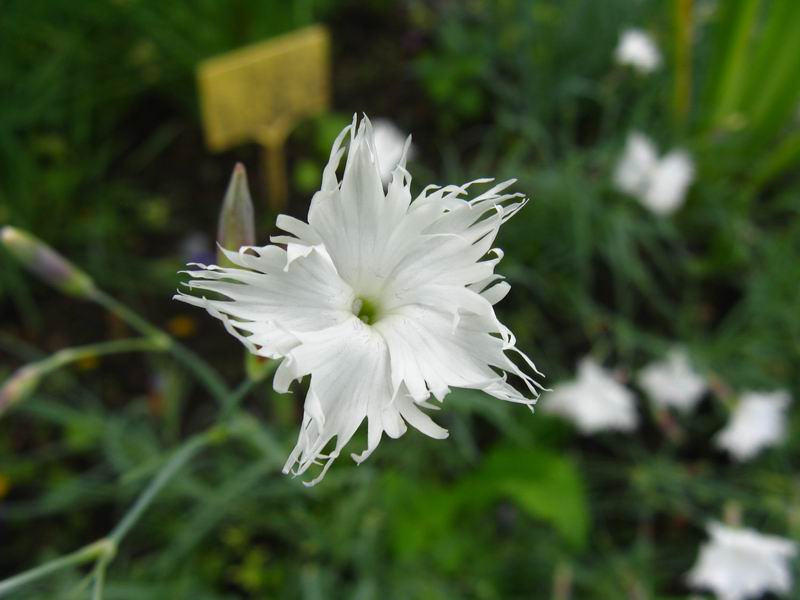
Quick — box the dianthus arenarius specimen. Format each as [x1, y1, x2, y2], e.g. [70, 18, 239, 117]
[176, 115, 543, 485]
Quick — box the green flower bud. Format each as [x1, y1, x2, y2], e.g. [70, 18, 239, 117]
[217, 163, 256, 266]
[0, 365, 41, 416]
[1, 226, 96, 298]
[245, 352, 271, 382]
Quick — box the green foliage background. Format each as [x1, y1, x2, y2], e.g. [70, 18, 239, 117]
[1, 0, 799, 598]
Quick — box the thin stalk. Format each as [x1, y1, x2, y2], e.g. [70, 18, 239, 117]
[0, 300, 278, 596]
[0, 429, 220, 597]
[703, 0, 760, 128]
[91, 557, 109, 600]
[29, 338, 162, 383]
[221, 378, 259, 419]
[0, 539, 113, 597]
[109, 430, 217, 544]
[64, 571, 99, 600]
[551, 561, 573, 600]
[65, 569, 96, 600]
[672, 0, 694, 128]
[1, 338, 163, 416]
[46, 338, 161, 364]
[221, 360, 278, 418]
[90, 289, 231, 405]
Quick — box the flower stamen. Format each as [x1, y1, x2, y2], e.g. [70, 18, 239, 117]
[353, 296, 381, 324]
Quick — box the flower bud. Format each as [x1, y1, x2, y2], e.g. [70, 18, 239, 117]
[1, 226, 96, 298]
[245, 352, 271, 382]
[217, 163, 255, 266]
[0, 365, 41, 416]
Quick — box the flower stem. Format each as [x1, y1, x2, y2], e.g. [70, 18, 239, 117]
[1, 338, 163, 416]
[28, 338, 161, 380]
[90, 289, 231, 405]
[0, 298, 277, 596]
[220, 361, 278, 418]
[551, 560, 573, 600]
[0, 539, 113, 597]
[91, 555, 110, 600]
[109, 430, 217, 544]
[672, 0, 694, 128]
[0, 428, 221, 597]
[221, 378, 259, 419]
[49, 338, 162, 364]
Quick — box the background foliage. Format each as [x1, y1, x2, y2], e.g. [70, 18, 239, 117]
[1, 0, 799, 598]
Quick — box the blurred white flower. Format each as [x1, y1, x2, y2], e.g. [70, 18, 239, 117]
[687, 521, 797, 600]
[638, 349, 707, 412]
[714, 390, 792, 461]
[614, 132, 695, 215]
[542, 358, 638, 434]
[176, 115, 543, 485]
[615, 28, 661, 73]
[372, 118, 416, 185]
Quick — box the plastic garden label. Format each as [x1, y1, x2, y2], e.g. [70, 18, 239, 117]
[197, 25, 331, 209]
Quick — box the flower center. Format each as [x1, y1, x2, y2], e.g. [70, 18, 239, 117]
[352, 296, 381, 324]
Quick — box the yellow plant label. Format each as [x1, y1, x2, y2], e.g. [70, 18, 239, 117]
[197, 25, 331, 152]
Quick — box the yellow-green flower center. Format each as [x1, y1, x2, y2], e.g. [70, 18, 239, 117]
[353, 296, 381, 324]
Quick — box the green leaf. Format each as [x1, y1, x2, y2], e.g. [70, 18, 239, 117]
[383, 444, 590, 563]
[741, 0, 800, 136]
[462, 445, 589, 549]
[701, 0, 761, 128]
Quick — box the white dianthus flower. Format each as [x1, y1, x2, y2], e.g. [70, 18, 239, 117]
[541, 358, 637, 434]
[615, 28, 662, 73]
[372, 118, 416, 185]
[176, 115, 543, 485]
[638, 348, 707, 412]
[714, 390, 791, 461]
[687, 521, 797, 600]
[614, 132, 695, 215]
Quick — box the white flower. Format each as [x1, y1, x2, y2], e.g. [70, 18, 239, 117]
[638, 348, 707, 412]
[687, 521, 797, 600]
[542, 358, 637, 434]
[175, 115, 543, 485]
[714, 390, 792, 461]
[372, 118, 416, 185]
[615, 28, 661, 73]
[614, 132, 695, 215]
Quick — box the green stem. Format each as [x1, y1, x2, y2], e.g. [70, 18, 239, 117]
[551, 560, 573, 600]
[1, 338, 163, 416]
[221, 360, 278, 418]
[91, 556, 109, 600]
[0, 429, 220, 597]
[65, 569, 96, 600]
[109, 430, 217, 544]
[91, 289, 231, 405]
[38, 338, 161, 376]
[672, 0, 694, 129]
[222, 378, 259, 418]
[0, 539, 113, 597]
[0, 303, 277, 596]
